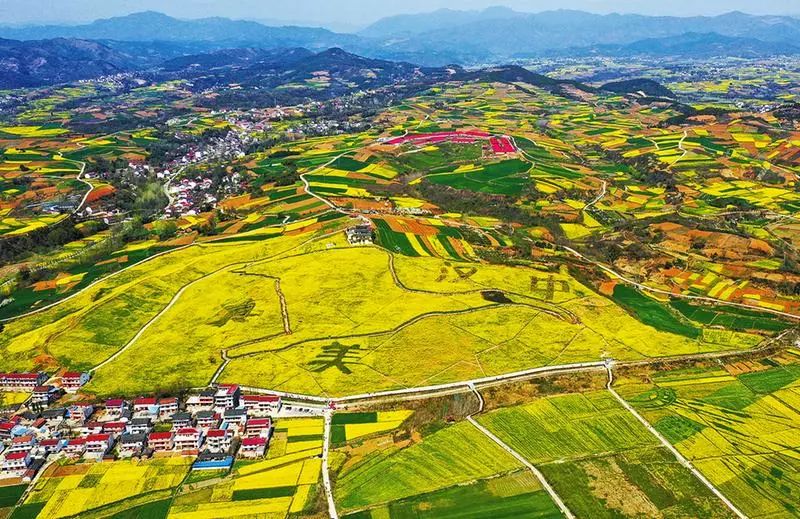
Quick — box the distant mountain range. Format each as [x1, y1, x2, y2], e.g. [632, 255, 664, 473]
[3, 9, 800, 66]
[2, 9, 800, 88]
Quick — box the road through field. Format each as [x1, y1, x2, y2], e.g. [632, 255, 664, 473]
[466, 383, 574, 519]
[605, 364, 748, 519]
[322, 409, 339, 519]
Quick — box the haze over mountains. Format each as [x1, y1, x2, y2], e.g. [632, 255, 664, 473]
[2, 8, 800, 87]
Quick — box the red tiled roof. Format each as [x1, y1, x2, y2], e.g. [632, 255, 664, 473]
[40, 439, 59, 447]
[105, 399, 125, 407]
[85, 434, 111, 442]
[241, 437, 267, 447]
[12, 435, 33, 444]
[246, 418, 271, 427]
[4, 451, 29, 461]
[68, 438, 87, 446]
[159, 398, 178, 405]
[176, 428, 200, 436]
[148, 432, 173, 441]
[206, 429, 228, 438]
[243, 395, 280, 402]
[62, 372, 83, 379]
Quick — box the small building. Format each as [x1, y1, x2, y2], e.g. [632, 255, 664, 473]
[8, 435, 36, 454]
[1, 451, 31, 475]
[195, 411, 219, 431]
[67, 403, 94, 424]
[345, 224, 374, 245]
[173, 428, 203, 452]
[42, 408, 66, 427]
[102, 421, 128, 437]
[84, 434, 113, 459]
[133, 398, 159, 417]
[128, 418, 152, 435]
[148, 432, 174, 452]
[0, 373, 47, 391]
[158, 398, 179, 420]
[242, 395, 282, 417]
[0, 422, 15, 441]
[64, 438, 87, 457]
[222, 409, 247, 430]
[80, 422, 104, 437]
[38, 439, 65, 456]
[171, 412, 194, 429]
[214, 385, 241, 410]
[245, 418, 272, 439]
[61, 372, 90, 393]
[118, 434, 147, 458]
[104, 399, 127, 419]
[204, 429, 233, 454]
[239, 437, 267, 458]
[186, 389, 215, 413]
[31, 385, 58, 406]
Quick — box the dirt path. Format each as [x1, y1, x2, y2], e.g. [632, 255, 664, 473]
[322, 409, 339, 519]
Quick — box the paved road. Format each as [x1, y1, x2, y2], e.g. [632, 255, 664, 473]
[605, 364, 748, 519]
[322, 409, 339, 519]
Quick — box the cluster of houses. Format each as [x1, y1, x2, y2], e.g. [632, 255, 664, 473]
[0, 372, 282, 480]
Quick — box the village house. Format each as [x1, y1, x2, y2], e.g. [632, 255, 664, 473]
[102, 422, 128, 437]
[195, 411, 219, 430]
[158, 398, 179, 420]
[60, 372, 91, 393]
[245, 418, 272, 439]
[0, 373, 48, 391]
[213, 385, 241, 410]
[148, 432, 174, 452]
[133, 398, 159, 418]
[80, 422, 104, 436]
[104, 399, 127, 420]
[67, 403, 94, 424]
[186, 390, 215, 413]
[173, 428, 203, 452]
[128, 418, 152, 435]
[171, 412, 194, 429]
[64, 438, 87, 457]
[84, 434, 113, 459]
[345, 223, 374, 245]
[118, 434, 147, 458]
[8, 435, 36, 454]
[239, 437, 267, 458]
[37, 438, 64, 456]
[222, 409, 247, 432]
[0, 422, 16, 441]
[204, 429, 233, 454]
[31, 385, 58, 406]
[42, 408, 66, 428]
[1, 451, 31, 475]
[242, 395, 282, 417]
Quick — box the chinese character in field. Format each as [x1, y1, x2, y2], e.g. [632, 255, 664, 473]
[530, 275, 569, 301]
[309, 342, 363, 374]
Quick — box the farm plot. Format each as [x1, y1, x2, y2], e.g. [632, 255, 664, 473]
[342, 470, 560, 519]
[20, 457, 191, 519]
[424, 158, 531, 195]
[331, 411, 413, 446]
[477, 391, 732, 518]
[617, 352, 800, 518]
[333, 421, 529, 513]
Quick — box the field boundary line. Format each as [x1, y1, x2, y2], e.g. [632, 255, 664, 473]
[605, 364, 748, 519]
[467, 415, 574, 518]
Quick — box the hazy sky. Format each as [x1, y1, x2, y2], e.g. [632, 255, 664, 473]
[1, 0, 798, 29]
